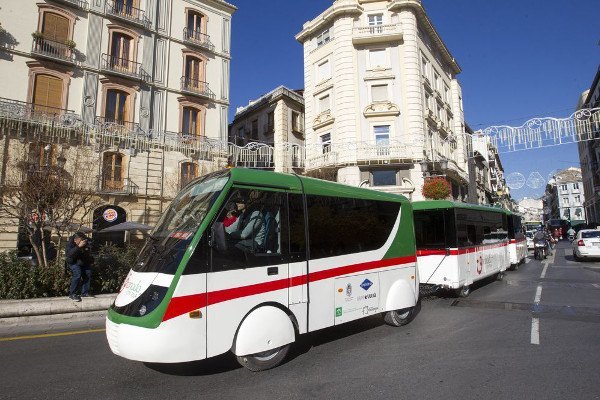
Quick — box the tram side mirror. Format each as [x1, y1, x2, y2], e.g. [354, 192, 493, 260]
[210, 222, 228, 253]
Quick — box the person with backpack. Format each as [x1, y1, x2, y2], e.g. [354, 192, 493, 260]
[65, 231, 94, 302]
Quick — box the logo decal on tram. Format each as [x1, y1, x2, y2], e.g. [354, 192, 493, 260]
[360, 279, 373, 291]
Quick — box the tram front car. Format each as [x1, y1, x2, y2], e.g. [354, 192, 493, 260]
[106, 170, 229, 363]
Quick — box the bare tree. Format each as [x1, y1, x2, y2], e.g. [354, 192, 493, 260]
[0, 143, 102, 267]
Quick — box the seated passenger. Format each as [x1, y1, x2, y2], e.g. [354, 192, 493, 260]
[223, 202, 239, 232]
[227, 195, 265, 253]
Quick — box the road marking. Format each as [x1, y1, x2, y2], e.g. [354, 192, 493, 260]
[542, 250, 555, 265]
[534, 285, 543, 304]
[531, 318, 540, 345]
[0, 328, 105, 342]
[540, 264, 548, 279]
[593, 284, 600, 289]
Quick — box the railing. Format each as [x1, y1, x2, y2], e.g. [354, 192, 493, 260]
[105, 0, 148, 27]
[98, 177, 139, 195]
[182, 28, 213, 50]
[31, 37, 74, 62]
[180, 77, 215, 99]
[353, 23, 402, 43]
[101, 53, 146, 80]
[0, 97, 79, 128]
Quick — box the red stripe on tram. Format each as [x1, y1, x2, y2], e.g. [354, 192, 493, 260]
[162, 255, 416, 322]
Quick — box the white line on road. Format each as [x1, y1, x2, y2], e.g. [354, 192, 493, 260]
[540, 264, 548, 279]
[542, 250, 556, 265]
[593, 284, 600, 289]
[531, 318, 540, 345]
[534, 285, 543, 304]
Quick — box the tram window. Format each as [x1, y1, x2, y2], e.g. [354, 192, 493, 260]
[414, 210, 446, 248]
[210, 189, 287, 271]
[306, 195, 400, 260]
[288, 194, 307, 262]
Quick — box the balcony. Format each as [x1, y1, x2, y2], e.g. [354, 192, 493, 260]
[105, 0, 149, 29]
[0, 97, 80, 129]
[180, 77, 215, 99]
[94, 116, 147, 139]
[98, 177, 139, 195]
[49, 0, 88, 10]
[352, 23, 402, 45]
[182, 28, 214, 51]
[101, 54, 147, 81]
[31, 37, 74, 64]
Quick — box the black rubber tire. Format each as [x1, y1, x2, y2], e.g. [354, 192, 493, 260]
[236, 344, 290, 372]
[455, 285, 470, 298]
[573, 252, 580, 262]
[383, 307, 415, 327]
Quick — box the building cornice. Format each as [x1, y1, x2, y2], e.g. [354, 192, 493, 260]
[295, 1, 363, 43]
[234, 86, 304, 119]
[388, 0, 461, 75]
[191, 0, 237, 14]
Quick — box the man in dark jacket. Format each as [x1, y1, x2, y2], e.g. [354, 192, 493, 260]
[66, 232, 94, 302]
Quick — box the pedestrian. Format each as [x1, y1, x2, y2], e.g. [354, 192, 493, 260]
[65, 231, 94, 302]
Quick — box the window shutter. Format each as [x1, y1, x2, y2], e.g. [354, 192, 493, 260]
[42, 13, 69, 43]
[33, 74, 63, 112]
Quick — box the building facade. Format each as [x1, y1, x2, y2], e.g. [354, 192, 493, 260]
[576, 65, 600, 224]
[0, 0, 235, 251]
[545, 168, 586, 226]
[229, 86, 305, 173]
[295, 0, 469, 200]
[516, 197, 543, 223]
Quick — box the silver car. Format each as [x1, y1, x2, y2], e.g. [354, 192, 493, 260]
[572, 229, 600, 261]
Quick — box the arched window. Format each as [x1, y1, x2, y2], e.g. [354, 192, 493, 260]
[102, 152, 124, 190]
[105, 89, 129, 124]
[109, 32, 134, 72]
[180, 162, 198, 188]
[182, 106, 202, 137]
[186, 10, 205, 37]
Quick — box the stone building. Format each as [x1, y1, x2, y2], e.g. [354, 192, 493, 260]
[0, 0, 236, 251]
[576, 65, 600, 224]
[229, 86, 305, 173]
[545, 168, 586, 226]
[295, 0, 469, 200]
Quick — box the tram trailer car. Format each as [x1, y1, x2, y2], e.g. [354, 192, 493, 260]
[507, 212, 527, 270]
[413, 201, 512, 297]
[106, 168, 419, 371]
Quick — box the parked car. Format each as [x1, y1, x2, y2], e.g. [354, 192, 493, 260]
[526, 230, 535, 250]
[572, 229, 600, 261]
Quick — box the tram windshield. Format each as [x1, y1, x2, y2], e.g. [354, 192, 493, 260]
[131, 171, 229, 274]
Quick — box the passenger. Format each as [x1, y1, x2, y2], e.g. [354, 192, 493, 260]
[223, 202, 239, 233]
[227, 195, 265, 253]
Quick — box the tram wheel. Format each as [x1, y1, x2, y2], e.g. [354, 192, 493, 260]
[455, 285, 470, 298]
[236, 344, 290, 372]
[383, 307, 416, 327]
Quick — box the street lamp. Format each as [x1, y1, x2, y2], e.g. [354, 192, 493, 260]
[439, 158, 448, 172]
[419, 159, 429, 175]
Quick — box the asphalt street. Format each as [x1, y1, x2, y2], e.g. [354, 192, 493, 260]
[1, 242, 599, 400]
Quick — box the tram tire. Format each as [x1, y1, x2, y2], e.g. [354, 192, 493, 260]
[383, 307, 415, 327]
[455, 285, 470, 298]
[236, 344, 290, 372]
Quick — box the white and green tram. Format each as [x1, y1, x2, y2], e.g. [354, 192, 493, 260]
[106, 169, 419, 371]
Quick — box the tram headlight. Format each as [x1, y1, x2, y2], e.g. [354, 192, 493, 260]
[112, 285, 169, 318]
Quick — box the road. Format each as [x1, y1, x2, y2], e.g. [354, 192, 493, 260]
[1, 242, 599, 400]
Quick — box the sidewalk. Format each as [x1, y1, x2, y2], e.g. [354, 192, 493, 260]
[0, 294, 116, 319]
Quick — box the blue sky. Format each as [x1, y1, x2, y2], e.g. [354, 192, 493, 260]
[228, 0, 599, 200]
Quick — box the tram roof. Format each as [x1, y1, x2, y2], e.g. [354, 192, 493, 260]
[412, 200, 513, 215]
[228, 168, 409, 203]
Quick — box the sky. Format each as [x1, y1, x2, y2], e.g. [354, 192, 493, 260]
[227, 0, 600, 200]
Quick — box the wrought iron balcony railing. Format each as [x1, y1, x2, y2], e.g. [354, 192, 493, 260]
[180, 77, 215, 99]
[0, 97, 79, 128]
[182, 28, 213, 50]
[94, 116, 147, 138]
[101, 53, 147, 80]
[31, 37, 74, 63]
[50, 0, 88, 10]
[98, 177, 139, 195]
[105, 0, 149, 28]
